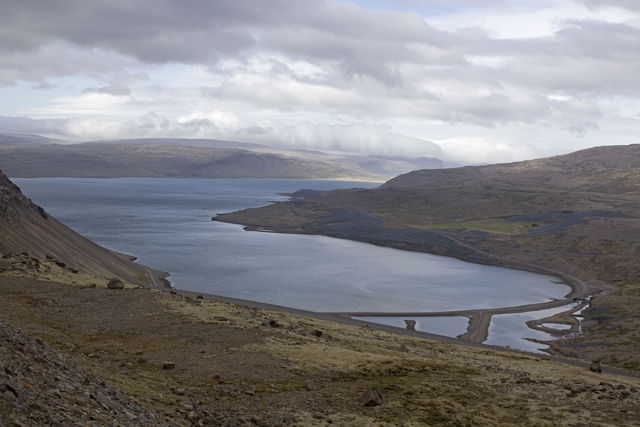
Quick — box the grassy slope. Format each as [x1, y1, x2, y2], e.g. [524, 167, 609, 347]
[1, 274, 640, 426]
[215, 145, 640, 371]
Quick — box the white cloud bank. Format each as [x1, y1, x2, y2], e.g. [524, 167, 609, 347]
[0, 0, 639, 165]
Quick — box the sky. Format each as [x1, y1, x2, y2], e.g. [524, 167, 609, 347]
[1, 0, 639, 165]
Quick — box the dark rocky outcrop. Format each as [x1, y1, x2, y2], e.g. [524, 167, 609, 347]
[0, 320, 170, 426]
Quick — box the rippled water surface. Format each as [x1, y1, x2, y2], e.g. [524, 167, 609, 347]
[15, 178, 570, 313]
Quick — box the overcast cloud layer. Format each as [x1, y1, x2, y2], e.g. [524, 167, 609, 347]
[0, 0, 639, 164]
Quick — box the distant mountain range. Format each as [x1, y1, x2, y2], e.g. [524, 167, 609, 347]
[0, 133, 443, 180]
[217, 143, 640, 226]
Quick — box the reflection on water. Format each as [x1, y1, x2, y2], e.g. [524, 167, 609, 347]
[541, 323, 572, 331]
[485, 304, 578, 353]
[354, 316, 469, 338]
[16, 178, 571, 314]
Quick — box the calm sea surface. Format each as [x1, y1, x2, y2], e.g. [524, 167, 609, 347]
[15, 178, 570, 314]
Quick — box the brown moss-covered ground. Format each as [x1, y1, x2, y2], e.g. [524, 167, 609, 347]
[2, 269, 640, 426]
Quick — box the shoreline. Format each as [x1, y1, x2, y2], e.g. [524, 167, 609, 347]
[213, 218, 592, 346]
[144, 281, 640, 379]
[237, 223, 589, 298]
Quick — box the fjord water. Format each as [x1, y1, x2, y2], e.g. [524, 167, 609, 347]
[15, 178, 570, 314]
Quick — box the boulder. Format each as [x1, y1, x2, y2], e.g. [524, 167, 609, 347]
[590, 360, 602, 373]
[107, 278, 124, 289]
[360, 388, 382, 407]
[404, 320, 416, 331]
[162, 361, 175, 370]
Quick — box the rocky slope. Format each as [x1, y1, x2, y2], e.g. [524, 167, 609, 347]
[0, 169, 149, 286]
[0, 318, 171, 426]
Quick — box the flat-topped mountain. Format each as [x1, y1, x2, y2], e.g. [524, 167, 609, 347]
[0, 132, 62, 146]
[0, 135, 392, 180]
[0, 169, 149, 285]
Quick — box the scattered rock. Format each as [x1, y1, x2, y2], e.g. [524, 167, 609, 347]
[1, 383, 18, 397]
[196, 295, 204, 299]
[404, 319, 416, 331]
[395, 344, 410, 353]
[107, 277, 125, 289]
[360, 388, 383, 407]
[311, 329, 323, 338]
[590, 360, 602, 373]
[137, 357, 148, 364]
[162, 361, 176, 370]
[0, 320, 168, 426]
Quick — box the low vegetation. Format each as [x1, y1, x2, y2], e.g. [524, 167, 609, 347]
[2, 274, 640, 426]
[217, 144, 640, 371]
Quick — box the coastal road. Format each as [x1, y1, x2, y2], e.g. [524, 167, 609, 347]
[141, 265, 162, 288]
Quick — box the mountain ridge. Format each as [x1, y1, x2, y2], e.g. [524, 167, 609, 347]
[0, 133, 445, 179]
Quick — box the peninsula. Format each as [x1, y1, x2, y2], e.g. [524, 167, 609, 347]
[215, 144, 640, 371]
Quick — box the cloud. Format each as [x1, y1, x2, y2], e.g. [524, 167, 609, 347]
[575, 0, 640, 12]
[255, 122, 443, 158]
[0, 0, 459, 86]
[0, 41, 146, 86]
[437, 136, 542, 165]
[1, 0, 640, 164]
[83, 84, 132, 96]
[488, 20, 640, 96]
[0, 113, 442, 158]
